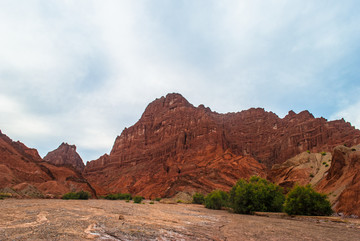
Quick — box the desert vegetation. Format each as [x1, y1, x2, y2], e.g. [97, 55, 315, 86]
[62, 190, 90, 200]
[284, 184, 333, 216]
[104, 193, 132, 200]
[133, 196, 144, 203]
[229, 176, 285, 214]
[204, 190, 229, 210]
[0, 192, 12, 199]
[192, 192, 205, 204]
[194, 176, 332, 217]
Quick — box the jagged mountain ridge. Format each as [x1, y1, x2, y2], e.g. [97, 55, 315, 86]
[1, 93, 360, 215]
[0, 130, 96, 198]
[83, 93, 360, 198]
[111, 93, 360, 167]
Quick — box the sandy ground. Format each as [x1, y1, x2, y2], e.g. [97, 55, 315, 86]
[0, 199, 359, 241]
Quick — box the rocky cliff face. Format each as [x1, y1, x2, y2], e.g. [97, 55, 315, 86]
[0, 130, 95, 198]
[316, 145, 360, 216]
[44, 143, 85, 172]
[221, 109, 360, 167]
[267, 151, 332, 191]
[84, 93, 360, 198]
[268, 145, 360, 216]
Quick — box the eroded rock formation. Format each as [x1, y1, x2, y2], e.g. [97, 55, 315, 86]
[84, 93, 360, 198]
[44, 142, 85, 172]
[268, 144, 360, 216]
[2, 93, 360, 215]
[0, 130, 95, 198]
[267, 151, 332, 191]
[316, 145, 360, 216]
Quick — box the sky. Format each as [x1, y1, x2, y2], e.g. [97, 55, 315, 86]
[1, 0, 360, 162]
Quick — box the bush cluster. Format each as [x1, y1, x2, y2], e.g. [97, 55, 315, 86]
[204, 190, 229, 210]
[133, 196, 144, 203]
[62, 190, 90, 200]
[201, 176, 332, 217]
[229, 176, 285, 214]
[283, 184, 333, 216]
[192, 193, 205, 204]
[0, 193, 12, 200]
[104, 193, 132, 200]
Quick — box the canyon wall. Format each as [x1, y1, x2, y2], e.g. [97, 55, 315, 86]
[84, 93, 360, 199]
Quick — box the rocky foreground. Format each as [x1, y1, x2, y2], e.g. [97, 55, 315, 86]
[0, 199, 359, 241]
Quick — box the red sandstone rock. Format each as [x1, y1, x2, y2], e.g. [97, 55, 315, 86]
[84, 93, 360, 199]
[0, 130, 95, 198]
[316, 145, 360, 216]
[268, 145, 360, 216]
[44, 142, 85, 172]
[267, 151, 332, 191]
[2, 93, 360, 212]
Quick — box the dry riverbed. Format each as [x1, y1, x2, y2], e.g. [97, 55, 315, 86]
[0, 199, 359, 240]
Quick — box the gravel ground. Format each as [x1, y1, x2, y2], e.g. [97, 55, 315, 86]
[0, 199, 359, 240]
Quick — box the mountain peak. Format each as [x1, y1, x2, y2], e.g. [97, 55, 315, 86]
[44, 143, 85, 172]
[141, 93, 193, 118]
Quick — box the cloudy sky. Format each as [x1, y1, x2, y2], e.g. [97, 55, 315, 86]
[1, 0, 360, 162]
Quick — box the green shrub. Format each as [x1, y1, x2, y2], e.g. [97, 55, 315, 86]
[177, 200, 184, 203]
[204, 190, 229, 210]
[104, 194, 117, 200]
[320, 152, 327, 156]
[155, 197, 161, 201]
[309, 173, 314, 178]
[62, 191, 90, 200]
[325, 164, 329, 167]
[119, 193, 132, 200]
[322, 161, 327, 165]
[104, 193, 132, 200]
[0, 193, 12, 199]
[149, 201, 154, 204]
[229, 176, 285, 214]
[284, 184, 332, 216]
[77, 190, 90, 200]
[351, 148, 356, 151]
[192, 193, 205, 204]
[62, 192, 79, 200]
[306, 150, 310, 154]
[133, 196, 144, 204]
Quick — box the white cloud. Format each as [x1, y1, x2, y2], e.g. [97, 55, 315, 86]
[331, 101, 360, 129]
[0, 0, 359, 161]
[0, 95, 52, 137]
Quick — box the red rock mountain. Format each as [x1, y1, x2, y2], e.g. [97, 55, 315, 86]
[0, 130, 96, 198]
[84, 93, 360, 198]
[44, 142, 85, 172]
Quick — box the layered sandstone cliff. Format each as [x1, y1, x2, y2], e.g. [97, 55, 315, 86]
[44, 142, 85, 172]
[0, 130, 95, 198]
[316, 145, 360, 216]
[84, 93, 360, 198]
[269, 145, 360, 216]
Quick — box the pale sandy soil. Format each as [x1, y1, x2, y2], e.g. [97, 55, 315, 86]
[0, 199, 359, 240]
